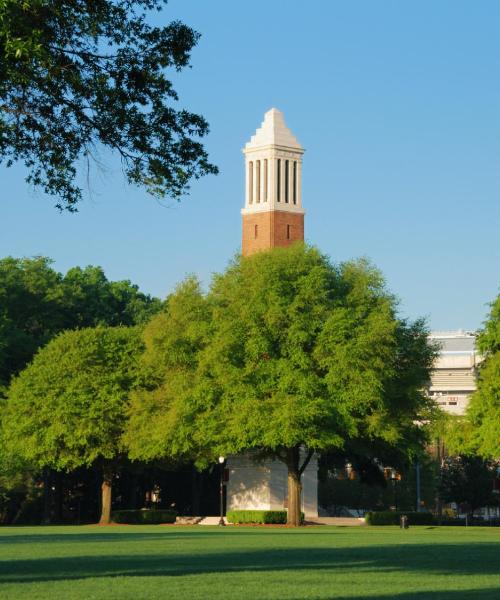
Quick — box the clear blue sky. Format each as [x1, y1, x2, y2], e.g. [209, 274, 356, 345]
[1, 0, 499, 330]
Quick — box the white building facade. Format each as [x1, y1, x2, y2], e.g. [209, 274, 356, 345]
[428, 330, 480, 415]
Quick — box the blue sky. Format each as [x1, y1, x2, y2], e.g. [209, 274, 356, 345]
[1, 0, 499, 330]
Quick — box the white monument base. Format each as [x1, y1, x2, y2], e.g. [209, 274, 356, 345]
[226, 452, 318, 517]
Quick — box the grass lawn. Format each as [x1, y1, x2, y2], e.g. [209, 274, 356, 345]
[0, 525, 499, 599]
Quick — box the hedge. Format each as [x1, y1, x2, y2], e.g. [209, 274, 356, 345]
[226, 510, 304, 524]
[111, 509, 177, 524]
[365, 511, 434, 526]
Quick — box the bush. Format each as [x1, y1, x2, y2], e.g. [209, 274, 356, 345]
[226, 510, 304, 524]
[111, 509, 177, 524]
[365, 511, 434, 526]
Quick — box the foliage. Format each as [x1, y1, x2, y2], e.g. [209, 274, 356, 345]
[0, 256, 161, 388]
[438, 455, 498, 514]
[128, 246, 434, 459]
[0, 440, 41, 524]
[125, 244, 436, 525]
[2, 326, 143, 471]
[0, 0, 217, 209]
[477, 293, 500, 355]
[364, 511, 434, 525]
[112, 509, 176, 524]
[226, 510, 304, 525]
[467, 354, 500, 458]
[460, 291, 500, 458]
[124, 276, 211, 465]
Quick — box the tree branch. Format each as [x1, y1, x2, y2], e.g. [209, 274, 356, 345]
[46, 45, 116, 61]
[298, 448, 314, 476]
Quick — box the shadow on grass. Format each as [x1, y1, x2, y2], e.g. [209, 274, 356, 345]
[0, 528, 303, 546]
[306, 592, 500, 600]
[1, 541, 499, 588]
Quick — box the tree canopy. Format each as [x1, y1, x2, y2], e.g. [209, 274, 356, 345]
[0, 0, 217, 209]
[2, 326, 143, 523]
[439, 455, 498, 516]
[124, 276, 211, 465]
[477, 293, 500, 355]
[463, 291, 500, 458]
[0, 256, 161, 389]
[125, 245, 435, 525]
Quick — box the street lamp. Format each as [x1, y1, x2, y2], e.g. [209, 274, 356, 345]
[390, 470, 401, 511]
[218, 456, 225, 526]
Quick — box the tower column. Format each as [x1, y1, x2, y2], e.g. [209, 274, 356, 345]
[297, 160, 302, 206]
[269, 154, 276, 207]
[253, 158, 258, 205]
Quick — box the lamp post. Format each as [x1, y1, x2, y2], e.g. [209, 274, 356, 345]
[415, 461, 421, 513]
[390, 470, 401, 511]
[218, 456, 225, 526]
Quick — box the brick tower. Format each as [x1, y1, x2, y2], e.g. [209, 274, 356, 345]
[242, 108, 305, 256]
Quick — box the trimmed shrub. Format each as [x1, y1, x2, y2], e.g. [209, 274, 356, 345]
[111, 509, 176, 524]
[226, 510, 304, 524]
[365, 511, 434, 526]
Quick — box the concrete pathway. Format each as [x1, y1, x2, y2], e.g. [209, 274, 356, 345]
[198, 516, 227, 525]
[307, 517, 366, 526]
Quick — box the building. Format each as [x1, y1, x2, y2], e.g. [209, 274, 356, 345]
[428, 330, 480, 415]
[241, 108, 305, 256]
[226, 108, 319, 517]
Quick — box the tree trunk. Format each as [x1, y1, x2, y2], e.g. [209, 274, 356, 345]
[191, 469, 201, 516]
[99, 467, 113, 525]
[287, 467, 302, 526]
[285, 446, 314, 526]
[53, 471, 63, 523]
[42, 468, 52, 524]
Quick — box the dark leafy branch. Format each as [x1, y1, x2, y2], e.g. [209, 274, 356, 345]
[0, 0, 218, 210]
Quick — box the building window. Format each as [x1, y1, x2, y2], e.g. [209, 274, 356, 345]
[248, 161, 253, 204]
[285, 160, 289, 203]
[287, 224, 291, 240]
[254, 224, 258, 239]
[277, 159, 281, 202]
[293, 161, 297, 204]
[264, 159, 268, 202]
[256, 160, 261, 203]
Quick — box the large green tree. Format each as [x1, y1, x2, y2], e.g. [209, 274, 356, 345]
[0, 256, 161, 389]
[463, 292, 500, 458]
[438, 455, 498, 518]
[0, 0, 217, 209]
[124, 276, 211, 465]
[2, 326, 142, 524]
[126, 245, 435, 526]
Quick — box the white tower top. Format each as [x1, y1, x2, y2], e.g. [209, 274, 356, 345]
[245, 108, 303, 151]
[242, 108, 304, 214]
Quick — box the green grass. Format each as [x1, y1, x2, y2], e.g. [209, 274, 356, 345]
[0, 525, 499, 599]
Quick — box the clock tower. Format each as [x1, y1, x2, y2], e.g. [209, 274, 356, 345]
[242, 109, 305, 256]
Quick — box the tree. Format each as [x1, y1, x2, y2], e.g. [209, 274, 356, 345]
[462, 291, 500, 458]
[0, 256, 161, 389]
[124, 276, 211, 465]
[62, 265, 163, 327]
[126, 245, 435, 525]
[2, 326, 143, 524]
[0, 256, 63, 388]
[0, 0, 217, 210]
[477, 292, 500, 355]
[438, 455, 498, 518]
